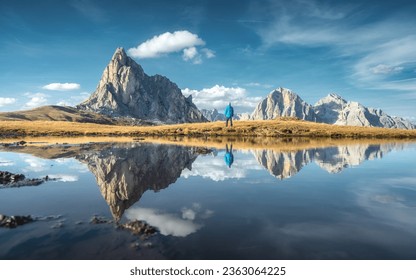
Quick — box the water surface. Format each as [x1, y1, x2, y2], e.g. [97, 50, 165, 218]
[1, 140, 415, 259]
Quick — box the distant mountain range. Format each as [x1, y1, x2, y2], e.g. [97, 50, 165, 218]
[0, 47, 413, 129]
[200, 108, 250, 122]
[202, 87, 414, 129]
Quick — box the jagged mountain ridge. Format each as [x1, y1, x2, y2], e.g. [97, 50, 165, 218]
[252, 142, 406, 179]
[251, 87, 317, 121]
[314, 93, 413, 129]
[78, 48, 207, 124]
[249, 88, 414, 129]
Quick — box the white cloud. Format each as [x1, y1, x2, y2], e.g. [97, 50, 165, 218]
[56, 101, 69, 106]
[125, 207, 202, 237]
[201, 48, 215, 58]
[56, 92, 90, 107]
[370, 64, 404, 75]
[128, 30, 205, 59]
[181, 203, 213, 220]
[181, 208, 197, 220]
[353, 36, 416, 90]
[23, 93, 48, 109]
[181, 152, 262, 181]
[54, 158, 90, 173]
[0, 97, 16, 107]
[244, 82, 274, 89]
[23, 157, 47, 172]
[48, 174, 79, 182]
[182, 47, 202, 64]
[353, 176, 416, 229]
[255, 1, 416, 92]
[183, 47, 198, 60]
[42, 83, 80, 91]
[0, 159, 14, 167]
[182, 85, 262, 113]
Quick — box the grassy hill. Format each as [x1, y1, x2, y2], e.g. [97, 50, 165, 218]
[0, 106, 116, 124]
[0, 117, 415, 139]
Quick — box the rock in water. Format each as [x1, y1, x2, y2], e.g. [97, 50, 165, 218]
[0, 214, 33, 228]
[250, 87, 317, 121]
[78, 48, 206, 124]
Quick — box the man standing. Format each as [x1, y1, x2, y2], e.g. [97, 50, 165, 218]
[225, 102, 234, 127]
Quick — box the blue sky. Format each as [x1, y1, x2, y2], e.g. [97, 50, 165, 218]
[1, 0, 416, 120]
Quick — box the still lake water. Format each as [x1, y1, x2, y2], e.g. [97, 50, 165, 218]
[1, 140, 416, 259]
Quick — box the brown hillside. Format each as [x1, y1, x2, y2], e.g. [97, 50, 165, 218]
[0, 106, 116, 124]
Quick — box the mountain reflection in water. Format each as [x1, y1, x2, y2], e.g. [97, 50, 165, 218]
[64, 141, 406, 220]
[76, 143, 199, 220]
[253, 142, 404, 179]
[0, 140, 415, 260]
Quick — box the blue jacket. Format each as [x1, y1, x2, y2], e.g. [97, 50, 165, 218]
[225, 104, 234, 118]
[224, 152, 234, 168]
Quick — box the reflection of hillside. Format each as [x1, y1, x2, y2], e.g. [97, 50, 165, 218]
[76, 143, 198, 220]
[253, 143, 405, 178]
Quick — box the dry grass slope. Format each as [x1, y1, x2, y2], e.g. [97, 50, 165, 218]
[0, 105, 116, 124]
[1, 118, 416, 139]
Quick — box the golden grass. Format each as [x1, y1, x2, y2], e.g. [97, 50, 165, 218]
[0, 105, 115, 124]
[1, 119, 416, 139]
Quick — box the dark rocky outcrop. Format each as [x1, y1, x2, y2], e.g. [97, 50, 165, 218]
[0, 214, 34, 228]
[0, 171, 46, 188]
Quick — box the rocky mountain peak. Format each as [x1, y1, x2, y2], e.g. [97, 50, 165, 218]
[113, 47, 127, 61]
[78, 48, 206, 124]
[250, 87, 317, 121]
[317, 93, 347, 105]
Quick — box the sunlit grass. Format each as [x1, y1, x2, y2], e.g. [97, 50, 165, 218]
[1, 118, 416, 139]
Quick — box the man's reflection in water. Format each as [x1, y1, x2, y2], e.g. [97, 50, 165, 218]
[224, 143, 234, 168]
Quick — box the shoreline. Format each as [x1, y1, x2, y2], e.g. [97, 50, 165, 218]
[1, 136, 415, 158]
[1, 119, 416, 140]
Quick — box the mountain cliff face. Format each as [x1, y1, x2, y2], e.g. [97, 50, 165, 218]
[78, 48, 206, 124]
[250, 87, 317, 121]
[314, 93, 414, 129]
[76, 143, 198, 220]
[250, 88, 414, 129]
